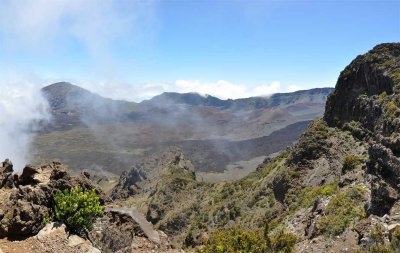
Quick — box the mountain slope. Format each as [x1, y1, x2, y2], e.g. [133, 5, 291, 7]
[42, 82, 135, 131]
[146, 88, 332, 110]
[34, 85, 332, 176]
[113, 43, 400, 252]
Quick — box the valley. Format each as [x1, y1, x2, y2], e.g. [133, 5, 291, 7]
[33, 83, 332, 180]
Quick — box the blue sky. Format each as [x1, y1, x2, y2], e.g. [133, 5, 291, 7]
[0, 0, 399, 100]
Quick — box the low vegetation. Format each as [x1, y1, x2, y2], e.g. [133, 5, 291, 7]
[53, 186, 104, 232]
[318, 186, 366, 236]
[287, 181, 338, 211]
[290, 119, 333, 163]
[342, 154, 361, 174]
[361, 225, 400, 253]
[200, 225, 296, 253]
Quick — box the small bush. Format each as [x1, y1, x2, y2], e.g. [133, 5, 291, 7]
[201, 225, 296, 253]
[342, 154, 361, 174]
[385, 99, 400, 118]
[286, 181, 338, 211]
[267, 228, 297, 253]
[291, 119, 332, 163]
[318, 186, 366, 237]
[365, 225, 400, 253]
[53, 186, 104, 232]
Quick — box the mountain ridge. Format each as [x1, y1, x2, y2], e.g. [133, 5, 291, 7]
[35, 83, 332, 175]
[42, 81, 333, 111]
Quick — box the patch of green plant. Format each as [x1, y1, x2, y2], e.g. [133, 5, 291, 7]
[342, 154, 361, 174]
[385, 97, 400, 118]
[317, 186, 366, 237]
[286, 181, 338, 211]
[291, 119, 333, 162]
[391, 68, 400, 86]
[200, 224, 296, 253]
[378, 92, 388, 104]
[53, 186, 104, 232]
[349, 120, 361, 128]
[364, 225, 400, 253]
[42, 213, 54, 225]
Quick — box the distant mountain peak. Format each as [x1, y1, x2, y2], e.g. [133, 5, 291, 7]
[146, 88, 334, 110]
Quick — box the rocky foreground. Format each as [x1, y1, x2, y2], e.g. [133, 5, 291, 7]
[0, 160, 182, 253]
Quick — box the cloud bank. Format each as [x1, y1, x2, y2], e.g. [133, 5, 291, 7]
[0, 80, 50, 170]
[75, 79, 304, 102]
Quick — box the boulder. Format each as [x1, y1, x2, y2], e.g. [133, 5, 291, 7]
[0, 159, 14, 189]
[110, 166, 147, 200]
[36, 222, 66, 239]
[369, 180, 399, 216]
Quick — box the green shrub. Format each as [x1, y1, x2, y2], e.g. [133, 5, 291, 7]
[318, 186, 366, 237]
[378, 92, 388, 104]
[342, 154, 361, 174]
[201, 225, 296, 253]
[291, 119, 332, 163]
[365, 225, 400, 253]
[385, 99, 400, 118]
[267, 228, 297, 253]
[53, 186, 104, 231]
[286, 181, 338, 211]
[368, 244, 395, 253]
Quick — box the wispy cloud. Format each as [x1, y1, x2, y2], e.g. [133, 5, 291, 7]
[0, 78, 50, 170]
[174, 80, 284, 99]
[74, 79, 304, 101]
[0, 0, 156, 72]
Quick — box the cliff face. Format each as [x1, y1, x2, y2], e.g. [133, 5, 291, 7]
[325, 43, 400, 131]
[325, 43, 400, 216]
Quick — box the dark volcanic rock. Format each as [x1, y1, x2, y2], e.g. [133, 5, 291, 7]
[90, 209, 174, 253]
[0, 159, 14, 189]
[0, 161, 106, 238]
[110, 147, 195, 201]
[369, 180, 398, 216]
[324, 43, 400, 129]
[18, 165, 40, 186]
[324, 43, 400, 217]
[110, 166, 147, 200]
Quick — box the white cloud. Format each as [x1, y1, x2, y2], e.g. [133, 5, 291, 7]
[72, 79, 304, 101]
[0, 79, 50, 170]
[174, 80, 284, 99]
[0, 0, 155, 69]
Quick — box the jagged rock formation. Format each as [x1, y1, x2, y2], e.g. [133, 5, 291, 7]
[0, 160, 13, 189]
[112, 43, 400, 252]
[110, 167, 147, 200]
[111, 147, 195, 201]
[89, 208, 180, 253]
[325, 43, 400, 217]
[0, 161, 107, 238]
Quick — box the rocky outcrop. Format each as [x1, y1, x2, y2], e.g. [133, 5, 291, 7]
[90, 208, 179, 253]
[323, 44, 400, 219]
[110, 147, 196, 201]
[0, 160, 14, 189]
[324, 43, 400, 130]
[110, 166, 147, 200]
[0, 222, 101, 253]
[0, 161, 107, 238]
